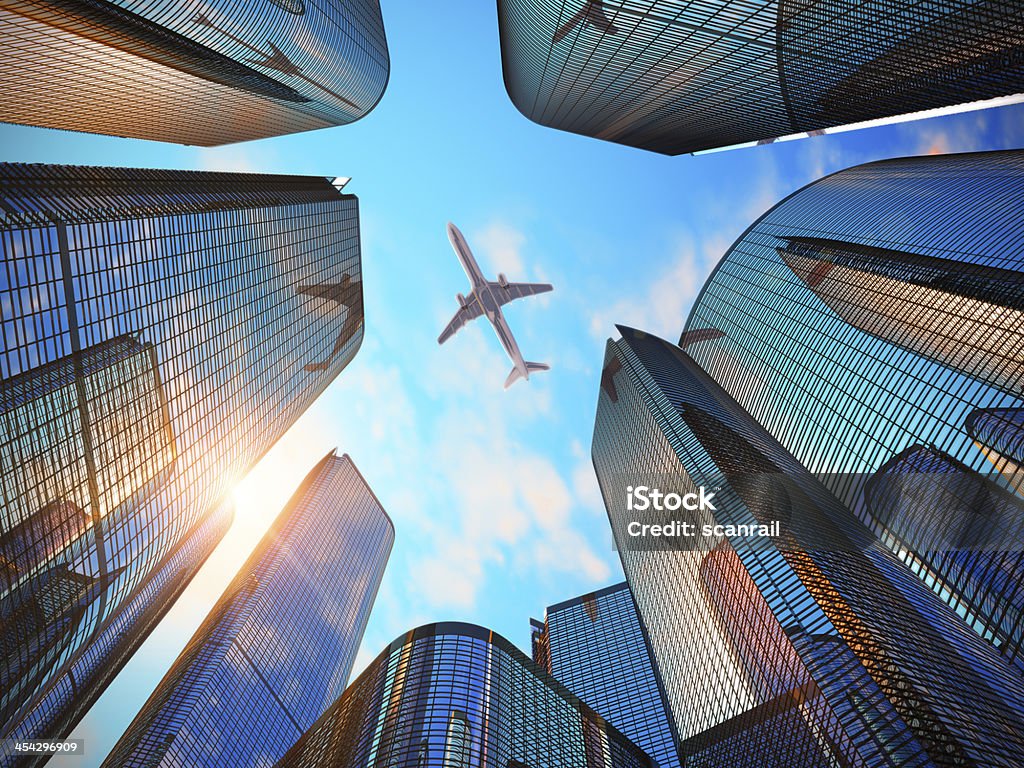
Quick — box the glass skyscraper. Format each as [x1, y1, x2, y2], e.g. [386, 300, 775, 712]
[593, 325, 1024, 766]
[531, 582, 681, 768]
[1, 163, 365, 738]
[680, 150, 1024, 667]
[274, 622, 658, 768]
[3, 499, 233, 767]
[497, 0, 1024, 154]
[103, 452, 394, 768]
[0, 0, 390, 145]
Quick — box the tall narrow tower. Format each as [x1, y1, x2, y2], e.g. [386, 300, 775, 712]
[104, 453, 394, 767]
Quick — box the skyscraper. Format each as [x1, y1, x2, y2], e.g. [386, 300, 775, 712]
[104, 452, 394, 768]
[1, 335, 176, 719]
[274, 622, 658, 768]
[497, 0, 1024, 154]
[593, 325, 1024, 766]
[4, 499, 234, 767]
[679, 150, 1024, 666]
[0, 0, 390, 145]
[531, 583, 681, 768]
[1, 163, 364, 736]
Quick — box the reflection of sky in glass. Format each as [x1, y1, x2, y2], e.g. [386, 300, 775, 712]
[686, 154, 1023, 483]
[680, 153, 1024, 662]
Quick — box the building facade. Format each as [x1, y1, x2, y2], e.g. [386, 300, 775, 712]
[3, 500, 233, 768]
[680, 150, 1024, 666]
[103, 452, 393, 767]
[274, 622, 657, 768]
[531, 583, 680, 768]
[0, 0, 390, 145]
[592, 325, 1024, 766]
[0, 163, 365, 736]
[497, 0, 1024, 154]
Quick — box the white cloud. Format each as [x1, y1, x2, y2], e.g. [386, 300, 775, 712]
[572, 458, 604, 516]
[588, 234, 717, 342]
[412, 543, 485, 610]
[897, 106, 994, 157]
[390, 336, 613, 612]
[474, 220, 527, 276]
[531, 526, 611, 582]
[194, 145, 272, 174]
[520, 455, 573, 531]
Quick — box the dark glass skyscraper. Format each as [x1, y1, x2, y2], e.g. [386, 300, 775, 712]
[0, 0, 390, 145]
[497, 0, 1024, 154]
[680, 150, 1024, 667]
[531, 583, 680, 768]
[274, 622, 657, 768]
[104, 452, 393, 768]
[593, 325, 1024, 766]
[1, 163, 364, 737]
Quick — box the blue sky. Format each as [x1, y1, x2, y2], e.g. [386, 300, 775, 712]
[3, 2, 1023, 765]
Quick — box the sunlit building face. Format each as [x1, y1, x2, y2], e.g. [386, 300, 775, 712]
[6, 500, 234, 748]
[0, 0, 390, 145]
[592, 326, 1024, 766]
[1, 336, 175, 716]
[0, 163, 364, 737]
[103, 453, 394, 768]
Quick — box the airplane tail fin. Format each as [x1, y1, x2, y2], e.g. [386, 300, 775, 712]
[504, 362, 550, 389]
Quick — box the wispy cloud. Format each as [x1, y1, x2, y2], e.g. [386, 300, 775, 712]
[194, 145, 275, 174]
[473, 220, 527, 276]
[403, 376, 610, 610]
[588, 234, 718, 342]
[909, 109, 991, 156]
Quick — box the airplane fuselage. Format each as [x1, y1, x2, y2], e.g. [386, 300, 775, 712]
[447, 223, 529, 381]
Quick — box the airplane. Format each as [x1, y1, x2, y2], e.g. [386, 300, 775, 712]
[438, 222, 553, 389]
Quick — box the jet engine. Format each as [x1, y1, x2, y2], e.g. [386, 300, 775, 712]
[457, 292, 467, 308]
[498, 273, 509, 288]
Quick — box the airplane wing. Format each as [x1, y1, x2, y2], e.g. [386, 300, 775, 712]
[488, 282, 553, 307]
[438, 298, 484, 345]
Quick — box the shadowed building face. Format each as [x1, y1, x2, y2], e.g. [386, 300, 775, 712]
[0, 0, 390, 145]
